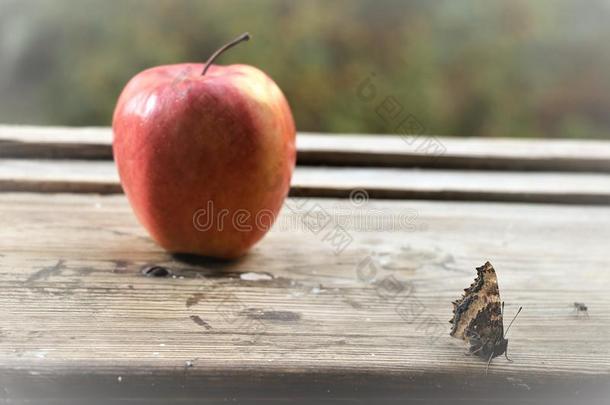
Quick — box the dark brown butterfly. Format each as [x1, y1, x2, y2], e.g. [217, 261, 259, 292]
[449, 262, 522, 372]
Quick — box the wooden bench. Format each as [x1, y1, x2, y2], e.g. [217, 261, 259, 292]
[1, 125, 609, 404]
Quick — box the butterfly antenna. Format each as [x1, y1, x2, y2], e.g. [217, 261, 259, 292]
[485, 353, 494, 375]
[503, 306, 522, 338]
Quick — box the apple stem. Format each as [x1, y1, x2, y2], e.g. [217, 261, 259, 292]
[201, 32, 251, 76]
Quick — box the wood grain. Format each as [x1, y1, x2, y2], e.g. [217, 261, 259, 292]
[3, 125, 610, 171]
[2, 158, 610, 204]
[299, 132, 610, 171]
[0, 193, 609, 402]
[0, 126, 112, 160]
[1, 124, 609, 402]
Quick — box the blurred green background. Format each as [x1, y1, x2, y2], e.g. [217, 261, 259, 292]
[1, 0, 610, 138]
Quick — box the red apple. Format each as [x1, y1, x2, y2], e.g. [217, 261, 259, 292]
[112, 33, 296, 259]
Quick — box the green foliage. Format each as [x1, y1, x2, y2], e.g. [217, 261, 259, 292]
[1, 0, 610, 138]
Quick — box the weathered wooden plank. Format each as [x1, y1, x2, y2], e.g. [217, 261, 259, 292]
[0, 193, 608, 402]
[0, 159, 122, 194]
[292, 167, 610, 204]
[0, 126, 112, 160]
[1, 159, 610, 204]
[3, 125, 610, 171]
[299, 133, 610, 171]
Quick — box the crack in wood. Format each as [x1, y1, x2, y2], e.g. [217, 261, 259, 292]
[25, 259, 66, 284]
[239, 308, 302, 322]
[189, 315, 212, 330]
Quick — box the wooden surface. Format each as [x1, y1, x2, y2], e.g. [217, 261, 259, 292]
[1, 125, 610, 403]
[3, 159, 610, 204]
[1, 193, 610, 403]
[4, 124, 610, 171]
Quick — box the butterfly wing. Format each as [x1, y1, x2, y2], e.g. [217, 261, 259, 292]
[450, 262, 505, 357]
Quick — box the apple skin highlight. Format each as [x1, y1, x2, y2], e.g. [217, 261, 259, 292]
[112, 63, 296, 259]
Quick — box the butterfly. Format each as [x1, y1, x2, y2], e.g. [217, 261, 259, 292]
[449, 261, 522, 372]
